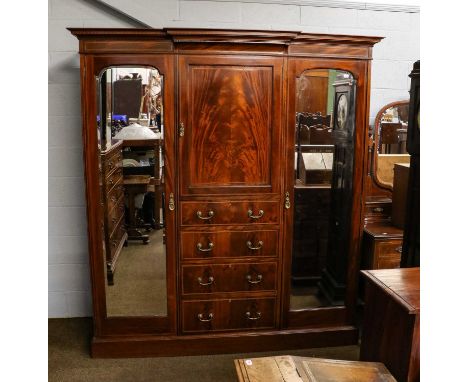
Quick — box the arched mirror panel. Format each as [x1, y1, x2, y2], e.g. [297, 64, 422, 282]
[96, 66, 167, 318]
[290, 69, 356, 310]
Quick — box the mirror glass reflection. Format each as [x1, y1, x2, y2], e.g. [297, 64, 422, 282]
[290, 69, 356, 310]
[375, 101, 410, 187]
[97, 66, 167, 317]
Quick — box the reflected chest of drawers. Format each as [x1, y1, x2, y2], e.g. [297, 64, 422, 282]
[100, 141, 127, 285]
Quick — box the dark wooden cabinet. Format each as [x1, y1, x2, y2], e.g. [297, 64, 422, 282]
[70, 28, 382, 358]
[362, 223, 403, 270]
[361, 268, 420, 382]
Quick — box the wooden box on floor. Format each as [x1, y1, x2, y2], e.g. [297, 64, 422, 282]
[360, 268, 420, 382]
[234, 356, 396, 382]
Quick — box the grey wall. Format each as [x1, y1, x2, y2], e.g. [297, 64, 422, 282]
[48, 0, 420, 317]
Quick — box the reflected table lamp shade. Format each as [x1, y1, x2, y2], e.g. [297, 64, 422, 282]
[114, 124, 160, 140]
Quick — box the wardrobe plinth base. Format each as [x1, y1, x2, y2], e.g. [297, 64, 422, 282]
[91, 325, 358, 358]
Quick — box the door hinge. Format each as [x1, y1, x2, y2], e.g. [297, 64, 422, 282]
[179, 122, 184, 137]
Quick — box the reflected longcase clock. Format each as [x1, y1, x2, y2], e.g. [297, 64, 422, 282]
[318, 76, 357, 304]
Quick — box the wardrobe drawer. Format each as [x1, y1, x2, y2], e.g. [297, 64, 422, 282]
[375, 240, 402, 269]
[180, 230, 279, 260]
[377, 255, 401, 269]
[375, 240, 403, 257]
[180, 201, 279, 226]
[182, 262, 277, 295]
[364, 203, 392, 221]
[181, 298, 276, 333]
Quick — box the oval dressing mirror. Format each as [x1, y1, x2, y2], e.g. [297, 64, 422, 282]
[373, 100, 410, 188]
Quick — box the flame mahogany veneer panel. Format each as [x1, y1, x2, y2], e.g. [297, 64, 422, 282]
[179, 55, 283, 195]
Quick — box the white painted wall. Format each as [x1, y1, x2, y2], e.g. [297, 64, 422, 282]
[48, 0, 419, 317]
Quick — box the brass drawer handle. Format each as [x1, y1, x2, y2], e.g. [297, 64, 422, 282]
[197, 276, 214, 286]
[197, 313, 213, 322]
[246, 311, 261, 320]
[197, 242, 214, 252]
[395, 246, 403, 253]
[372, 207, 384, 213]
[197, 210, 214, 220]
[247, 209, 264, 219]
[246, 274, 263, 284]
[246, 240, 263, 250]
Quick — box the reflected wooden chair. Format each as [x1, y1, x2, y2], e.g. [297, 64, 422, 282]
[380, 122, 401, 153]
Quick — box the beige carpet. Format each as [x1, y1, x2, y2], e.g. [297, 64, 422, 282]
[49, 318, 360, 382]
[290, 286, 330, 310]
[106, 229, 167, 317]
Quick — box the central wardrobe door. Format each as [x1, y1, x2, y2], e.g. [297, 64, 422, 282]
[178, 55, 283, 195]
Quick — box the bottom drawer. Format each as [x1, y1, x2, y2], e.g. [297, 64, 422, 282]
[181, 298, 276, 333]
[375, 240, 402, 269]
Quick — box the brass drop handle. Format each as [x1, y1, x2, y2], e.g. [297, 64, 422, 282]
[197, 276, 214, 286]
[168, 193, 175, 211]
[247, 209, 264, 219]
[246, 240, 263, 250]
[197, 313, 213, 322]
[373, 207, 384, 213]
[246, 311, 262, 320]
[246, 274, 263, 284]
[395, 246, 403, 253]
[197, 242, 214, 252]
[197, 210, 214, 220]
[285, 192, 291, 209]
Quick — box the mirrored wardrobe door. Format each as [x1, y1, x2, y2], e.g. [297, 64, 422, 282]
[96, 66, 169, 318]
[286, 67, 356, 316]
